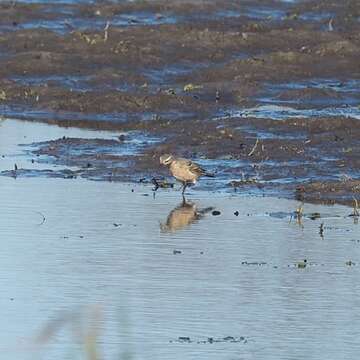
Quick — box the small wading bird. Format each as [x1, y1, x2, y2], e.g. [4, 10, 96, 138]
[159, 154, 214, 194]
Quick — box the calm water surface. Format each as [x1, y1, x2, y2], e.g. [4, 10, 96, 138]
[0, 174, 359, 359]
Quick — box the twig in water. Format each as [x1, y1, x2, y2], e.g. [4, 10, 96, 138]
[352, 197, 359, 217]
[289, 202, 303, 226]
[295, 203, 304, 218]
[248, 138, 259, 156]
[152, 178, 160, 192]
[293, 202, 304, 227]
[34, 211, 46, 226]
[64, 21, 75, 32]
[104, 21, 110, 42]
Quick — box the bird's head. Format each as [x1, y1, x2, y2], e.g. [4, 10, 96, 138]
[159, 154, 174, 166]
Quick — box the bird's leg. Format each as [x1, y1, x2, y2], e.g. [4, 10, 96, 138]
[181, 194, 187, 206]
[182, 182, 187, 195]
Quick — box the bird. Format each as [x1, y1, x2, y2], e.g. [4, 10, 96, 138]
[159, 154, 214, 194]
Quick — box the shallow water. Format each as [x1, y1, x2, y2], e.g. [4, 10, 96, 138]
[219, 104, 360, 121]
[1, 118, 360, 359]
[9, 12, 177, 34]
[0, 118, 165, 180]
[0, 118, 354, 192]
[0, 105, 193, 124]
[9, 75, 93, 92]
[0, 119, 123, 171]
[258, 79, 360, 107]
[217, 77, 360, 120]
[3, 0, 320, 35]
[0, 175, 360, 360]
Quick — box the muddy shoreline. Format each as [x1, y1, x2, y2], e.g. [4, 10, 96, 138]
[1, 0, 360, 206]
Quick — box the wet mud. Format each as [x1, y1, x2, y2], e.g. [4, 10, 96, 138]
[1, 0, 360, 205]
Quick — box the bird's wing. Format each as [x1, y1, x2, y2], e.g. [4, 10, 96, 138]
[186, 160, 207, 176]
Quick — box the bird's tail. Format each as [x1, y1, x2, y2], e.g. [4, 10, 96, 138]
[198, 206, 215, 215]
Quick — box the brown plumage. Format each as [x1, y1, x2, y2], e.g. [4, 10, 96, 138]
[160, 154, 214, 194]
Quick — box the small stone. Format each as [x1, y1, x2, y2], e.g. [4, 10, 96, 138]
[223, 336, 234, 341]
[234, 211, 239, 216]
[212, 210, 221, 216]
[215, 90, 220, 102]
[178, 337, 190, 342]
[173, 250, 182, 255]
[309, 212, 321, 220]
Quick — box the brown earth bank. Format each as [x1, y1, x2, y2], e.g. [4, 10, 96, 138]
[0, 0, 360, 206]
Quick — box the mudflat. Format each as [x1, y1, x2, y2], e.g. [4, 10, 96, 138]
[1, 0, 360, 204]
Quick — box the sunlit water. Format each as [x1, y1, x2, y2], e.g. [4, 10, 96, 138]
[0, 116, 360, 360]
[0, 172, 360, 359]
[0, 118, 122, 172]
[3, 0, 323, 34]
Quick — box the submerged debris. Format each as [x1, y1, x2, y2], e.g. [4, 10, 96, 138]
[350, 197, 359, 217]
[152, 177, 174, 191]
[171, 335, 247, 344]
[297, 259, 307, 269]
[309, 212, 321, 220]
[241, 261, 267, 266]
[35, 211, 46, 226]
[295, 203, 304, 220]
[229, 178, 258, 187]
[248, 138, 259, 157]
[177, 337, 191, 343]
[183, 83, 203, 92]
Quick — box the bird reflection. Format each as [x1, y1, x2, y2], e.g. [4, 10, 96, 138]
[160, 196, 214, 232]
